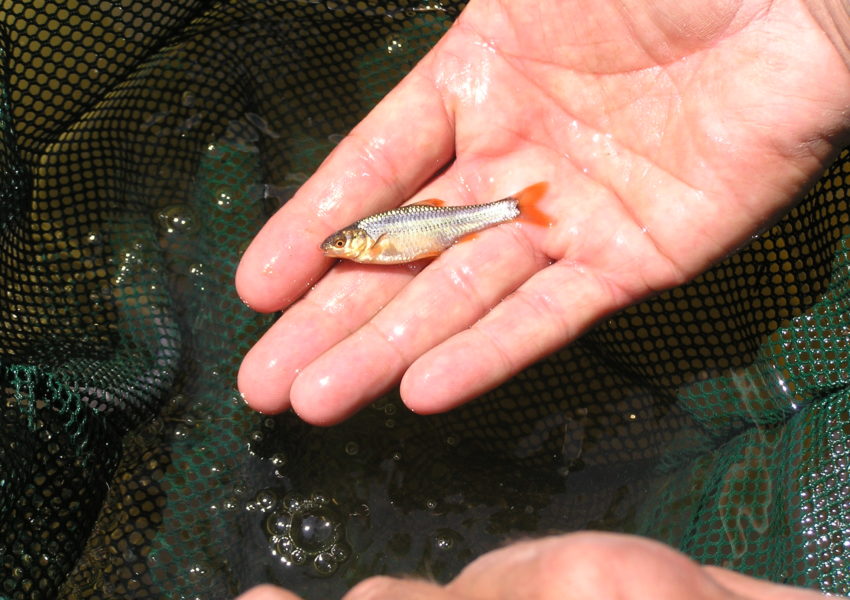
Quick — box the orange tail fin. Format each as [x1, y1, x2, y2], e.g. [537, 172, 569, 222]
[514, 182, 552, 227]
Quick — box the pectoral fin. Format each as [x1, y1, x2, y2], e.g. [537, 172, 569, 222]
[359, 233, 397, 262]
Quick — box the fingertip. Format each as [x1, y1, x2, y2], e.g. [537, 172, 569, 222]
[398, 368, 440, 414]
[234, 223, 280, 313]
[237, 346, 293, 415]
[400, 350, 481, 415]
[289, 368, 358, 426]
[235, 240, 313, 314]
[289, 314, 423, 424]
[234, 197, 335, 313]
[234, 253, 275, 313]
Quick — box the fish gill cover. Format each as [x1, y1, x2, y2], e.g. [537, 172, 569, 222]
[0, 1, 848, 598]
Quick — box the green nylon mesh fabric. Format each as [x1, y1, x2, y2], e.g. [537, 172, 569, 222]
[1, 1, 849, 598]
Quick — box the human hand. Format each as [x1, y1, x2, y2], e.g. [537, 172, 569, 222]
[236, 0, 850, 424]
[234, 532, 828, 600]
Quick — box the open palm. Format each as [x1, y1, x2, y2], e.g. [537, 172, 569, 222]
[236, 0, 850, 425]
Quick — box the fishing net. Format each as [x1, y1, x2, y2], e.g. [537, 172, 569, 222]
[1, 1, 848, 598]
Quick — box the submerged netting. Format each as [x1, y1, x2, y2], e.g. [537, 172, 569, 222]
[1, 1, 849, 598]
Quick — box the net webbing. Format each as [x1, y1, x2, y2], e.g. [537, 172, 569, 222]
[0, 2, 848, 599]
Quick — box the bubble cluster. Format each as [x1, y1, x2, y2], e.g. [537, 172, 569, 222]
[260, 491, 351, 576]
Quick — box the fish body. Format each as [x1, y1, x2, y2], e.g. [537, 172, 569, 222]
[321, 182, 549, 264]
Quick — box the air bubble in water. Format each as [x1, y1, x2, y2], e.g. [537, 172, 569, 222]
[386, 36, 406, 55]
[260, 491, 351, 576]
[432, 528, 458, 551]
[291, 508, 337, 553]
[215, 191, 233, 211]
[156, 204, 197, 235]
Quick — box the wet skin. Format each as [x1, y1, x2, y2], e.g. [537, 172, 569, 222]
[236, 0, 850, 426]
[233, 0, 849, 597]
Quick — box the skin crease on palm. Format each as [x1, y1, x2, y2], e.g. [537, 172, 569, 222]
[236, 0, 850, 426]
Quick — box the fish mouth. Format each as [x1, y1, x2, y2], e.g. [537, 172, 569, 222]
[320, 236, 343, 255]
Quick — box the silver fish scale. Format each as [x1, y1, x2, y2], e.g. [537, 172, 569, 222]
[355, 198, 520, 245]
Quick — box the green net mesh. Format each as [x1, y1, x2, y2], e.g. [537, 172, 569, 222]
[1, 1, 849, 598]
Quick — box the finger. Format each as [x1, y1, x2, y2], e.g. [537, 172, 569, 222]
[238, 167, 490, 414]
[446, 538, 545, 598]
[288, 217, 551, 425]
[234, 584, 303, 600]
[448, 533, 750, 600]
[343, 576, 457, 600]
[235, 69, 454, 313]
[400, 259, 626, 413]
[239, 165, 512, 416]
[238, 261, 420, 414]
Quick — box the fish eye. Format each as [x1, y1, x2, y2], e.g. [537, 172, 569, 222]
[334, 239, 344, 247]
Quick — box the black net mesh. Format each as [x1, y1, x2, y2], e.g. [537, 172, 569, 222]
[1, 1, 849, 599]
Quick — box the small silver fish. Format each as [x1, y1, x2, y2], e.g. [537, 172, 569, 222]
[320, 182, 550, 264]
